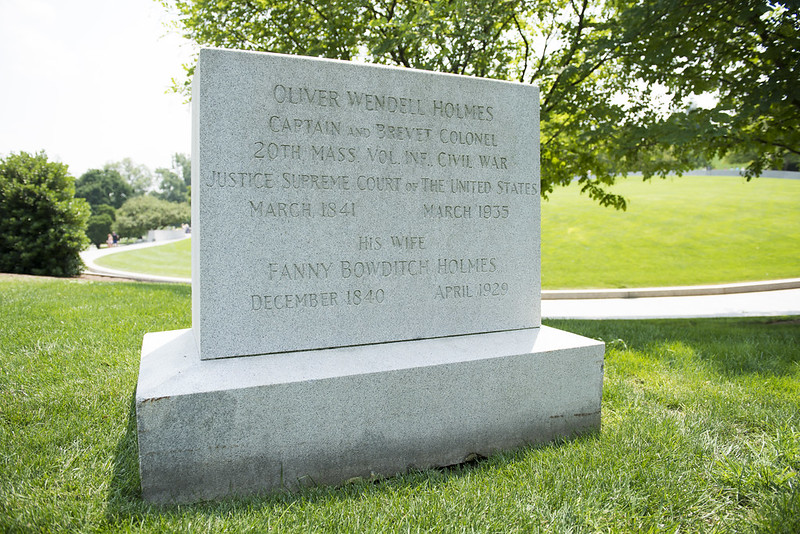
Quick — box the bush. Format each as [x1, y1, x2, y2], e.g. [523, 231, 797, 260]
[0, 151, 90, 276]
[114, 195, 190, 239]
[86, 214, 114, 247]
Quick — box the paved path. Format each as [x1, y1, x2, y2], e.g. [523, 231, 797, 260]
[81, 238, 800, 319]
[541, 279, 800, 319]
[81, 237, 192, 284]
[541, 288, 800, 319]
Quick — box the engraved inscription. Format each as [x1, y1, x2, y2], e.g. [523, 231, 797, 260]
[390, 236, 426, 249]
[273, 85, 342, 107]
[267, 262, 333, 281]
[432, 100, 494, 121]
[435, 282, 509, 299]
[249, 201, 313, 218]
[234, 75, 531, 318]
[197, 48, 539, 358]
[346, 92, 426, 115]
[254, 142, 301, 160]
[217, 74, 535, 319]
[340, 260, 430, 278]
[439, 129, 498, 146]
[251, 292, 340, 310]
[282, 173, 351, 190]
[269, 116, 342, 135]
[359, 236, 382, 250]
[311, 145, 357, 162]
[424, 204, 472, 219]
[375, 124, 432, 142]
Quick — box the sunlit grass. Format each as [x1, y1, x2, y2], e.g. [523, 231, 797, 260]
[94, 237, 191, 278]
[1, 277, 798, 532]
[541, 176, 800, 288]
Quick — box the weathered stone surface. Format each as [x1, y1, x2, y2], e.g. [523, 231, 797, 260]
[191, 48, 541, 360]
[137, 326, 604, 504]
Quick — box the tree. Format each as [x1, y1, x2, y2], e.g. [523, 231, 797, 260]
[115, 195, 190, 239]
[104, 158, 153, 196]
[162, 0, 798, 209]
[86, 203, 117, 247]
[173, 153, 191, 187]
[0, 151, 90, 277]
[75, 168, 134, 211]
[155, 168, 190, 204]
[613, 0, 799, 178]
[155, 153, 191, 203]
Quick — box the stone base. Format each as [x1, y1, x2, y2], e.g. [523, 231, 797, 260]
[136, 327, 604, 503]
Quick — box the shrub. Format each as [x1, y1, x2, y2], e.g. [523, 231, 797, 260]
[0, 151, 90, 276]
[86, 214, 114, 247]
[114, 195, 189, 239]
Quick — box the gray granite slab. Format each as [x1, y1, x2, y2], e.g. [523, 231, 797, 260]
[192, 48, 541, 360]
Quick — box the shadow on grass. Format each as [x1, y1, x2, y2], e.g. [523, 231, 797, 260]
[545, 316, 800, 377]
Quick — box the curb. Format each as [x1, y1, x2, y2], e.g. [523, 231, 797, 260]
[541, 278, 800, 299]
[82, 266, 190, 284]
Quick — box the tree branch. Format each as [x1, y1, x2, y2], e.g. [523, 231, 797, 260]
[512, 14, 529, 82]
[541, 0, 589, 111]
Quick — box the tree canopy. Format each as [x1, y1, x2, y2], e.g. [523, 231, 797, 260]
[104, 158, 154, 196]
[154, 153, 191, 203]
[86, 214, 114, 248]
[613, 0, 799, 177]
[75, 168, 134, 211]
[162, 0, 798, 208]
[115, 195, 190, 239]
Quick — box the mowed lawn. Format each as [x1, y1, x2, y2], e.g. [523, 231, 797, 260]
[542, 176, 800, 288]
[0, 276, 798, 532]
[93, 176, 800, 288]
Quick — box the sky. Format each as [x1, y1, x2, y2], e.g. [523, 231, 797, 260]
[0, 0, 197, 178]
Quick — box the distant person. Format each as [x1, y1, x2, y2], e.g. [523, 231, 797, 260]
[106, 233, 114, 247]
[112, 232, 119, 245]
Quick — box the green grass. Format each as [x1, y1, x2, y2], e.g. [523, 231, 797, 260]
[90, 176, 800, 288]
[1, 276, 798, 532]
[94, 238, 191, 278]
[542, 176, 800, 288]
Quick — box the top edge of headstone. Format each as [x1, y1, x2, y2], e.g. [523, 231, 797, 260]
[197, 47, 538, 90]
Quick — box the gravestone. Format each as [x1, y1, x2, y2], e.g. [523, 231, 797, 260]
[136, 48, 605, 504]
[192, 48, 541, 359]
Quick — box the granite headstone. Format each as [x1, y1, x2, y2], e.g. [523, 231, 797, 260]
[192, 48, 541, 359]
[136, 48, 604, 503]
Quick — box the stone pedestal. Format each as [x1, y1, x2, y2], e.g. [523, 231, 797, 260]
[136, 326, 604, 504]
